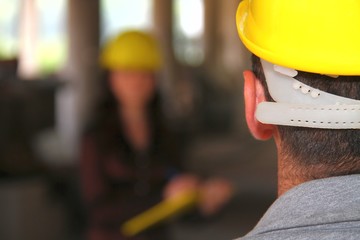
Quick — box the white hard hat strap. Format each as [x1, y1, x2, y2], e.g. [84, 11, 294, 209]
[256, 102, 360, 129]
[256, 59, 360, 129]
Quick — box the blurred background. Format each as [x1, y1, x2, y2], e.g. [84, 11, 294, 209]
[0, 0, 277, 239]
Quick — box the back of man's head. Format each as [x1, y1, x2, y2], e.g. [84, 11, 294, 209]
[236, 0, 360, 183]
[252, 55, 360, 179]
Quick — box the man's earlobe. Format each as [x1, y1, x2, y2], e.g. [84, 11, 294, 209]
[243, 70, 274, 140]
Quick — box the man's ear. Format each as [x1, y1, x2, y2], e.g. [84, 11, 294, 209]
[243, 70, 274, 140]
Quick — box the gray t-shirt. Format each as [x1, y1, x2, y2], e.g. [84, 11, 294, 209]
[235, 175, 360, 240]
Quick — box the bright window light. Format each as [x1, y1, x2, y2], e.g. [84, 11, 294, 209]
[174, 0, 204, 66]
[37, 0, 67, 74]
[17, 0, 67, 77]
[0, 0, 20, 59]
[177, 0, 204, 38]
[101, 0, 153, 42]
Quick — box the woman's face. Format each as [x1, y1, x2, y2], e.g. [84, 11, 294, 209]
[109, 70, 157, 107]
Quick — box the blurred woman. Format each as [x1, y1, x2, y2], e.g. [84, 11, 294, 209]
[80, 30, 232, 240]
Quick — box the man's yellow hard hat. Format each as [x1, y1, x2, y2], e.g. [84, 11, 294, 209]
[236, 0, 360, 75]
[101, 30, 162, 71]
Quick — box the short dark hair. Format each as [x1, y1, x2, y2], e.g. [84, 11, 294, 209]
[252, 54, 360, 178]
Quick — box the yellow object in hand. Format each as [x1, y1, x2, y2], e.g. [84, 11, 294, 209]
[121, 190, 198, 237]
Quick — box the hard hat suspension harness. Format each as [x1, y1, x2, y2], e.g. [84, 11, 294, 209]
[256, 59, 360, 129]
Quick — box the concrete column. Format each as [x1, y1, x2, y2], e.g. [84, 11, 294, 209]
[219, 0, 251, 77]
[203, 0, 220, 71]
[58, 0, 100, 162]
[219, 0, 251, 134]
[153, 0, 176, 72]
[152, 0, 179, 117]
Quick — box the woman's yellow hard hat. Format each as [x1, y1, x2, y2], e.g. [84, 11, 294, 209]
[101, 30, 162, 71]
[236, 0, 360, 75]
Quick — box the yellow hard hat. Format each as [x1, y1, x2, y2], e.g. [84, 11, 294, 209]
[101, 30, 162, 71]
[236, 0, 360, 75]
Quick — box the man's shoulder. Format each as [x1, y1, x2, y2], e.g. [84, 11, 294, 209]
[235, 175, 360, 240]
[236, 227, 360, 240]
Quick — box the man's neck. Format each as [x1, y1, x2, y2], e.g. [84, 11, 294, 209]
[277, 154, 306, 196]
[277, 150, 334, 196]
[274, 132, 314, 196]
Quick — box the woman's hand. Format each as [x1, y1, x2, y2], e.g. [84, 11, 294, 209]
[163, 174, 200, 200]
[198, 178, 233, 216]
[164, 175, 233, 216]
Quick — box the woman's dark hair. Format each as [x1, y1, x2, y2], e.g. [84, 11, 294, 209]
[252, 54, 360, 177]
